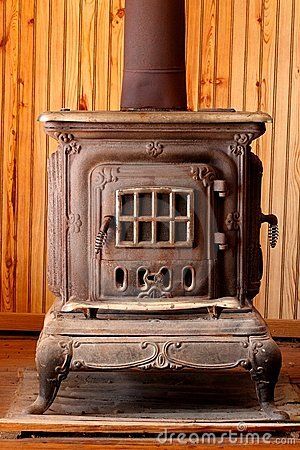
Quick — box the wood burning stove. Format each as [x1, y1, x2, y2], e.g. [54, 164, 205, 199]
[28, 0, 288, 420]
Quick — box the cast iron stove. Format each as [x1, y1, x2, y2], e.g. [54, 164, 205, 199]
[28, 0, 288, 420]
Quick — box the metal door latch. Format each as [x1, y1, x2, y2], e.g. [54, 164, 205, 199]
[261, 213, 279, 248]
[214, 232, 228, 250]
[95, 215, 113, 254]
[213, 180, 227, 197]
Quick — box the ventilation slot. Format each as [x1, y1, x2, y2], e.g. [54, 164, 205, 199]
[182, 266, 195, 291]
[160, 267, 171, 288]
[115, 267, 127, 291]
[137, 267, 147, 288]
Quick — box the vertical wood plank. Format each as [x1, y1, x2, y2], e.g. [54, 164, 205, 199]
[49, 0, 64, 113]
[65, 0, 80, 109]
[244, 0, 262, 112]
[214, 0, 233, 108]
[254, 0, 279, 315]
[15, 0, 35, 312]
[295, 2, 300, 320]
[244, 0, 263, 154]
[30, 0, 49, 313]
[1, 0, 20, 312]
[94, 0, 110, 110]
[266, 0, 293, 318]
[186, 0, 202, 111]
[198, 0, 217, 108]
[281, 0, 298, 319]
[230, 0, 247, 109]
[78, 0, 96, 110]
[0, 0, 6, 310]
[108, 0, 125, 111]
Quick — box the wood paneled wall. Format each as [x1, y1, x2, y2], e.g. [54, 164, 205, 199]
[0, 0, 299, 319]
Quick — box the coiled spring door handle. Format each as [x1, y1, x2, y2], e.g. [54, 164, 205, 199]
[261, 213, 279, 248]
[95, 215, 113, 254]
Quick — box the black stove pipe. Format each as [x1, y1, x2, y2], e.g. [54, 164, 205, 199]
[121, 0, 187, 111]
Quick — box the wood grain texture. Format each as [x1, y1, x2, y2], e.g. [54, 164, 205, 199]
[0, 0, 299, 322]
[1, 0, 20, 312]
[255, 0, 279, 315]
[30, 0, 49, 314]
[199, 0, 217, 108]
[15, 0, 35, 312]
[266, 0, 293, 319]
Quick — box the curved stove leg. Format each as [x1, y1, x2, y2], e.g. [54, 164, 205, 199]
[26, 334, 72, 415]
[249, 335, 289, 421]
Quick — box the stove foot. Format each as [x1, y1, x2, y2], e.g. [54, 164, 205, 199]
[26, 333, 72, 415]
[260, 401, 290, 421]
[249, 335, 289, 421]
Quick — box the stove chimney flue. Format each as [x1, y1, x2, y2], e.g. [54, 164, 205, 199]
[121, 0, 187, 111]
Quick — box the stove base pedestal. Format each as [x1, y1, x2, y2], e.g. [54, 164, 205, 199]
[27, 304, 289, 421]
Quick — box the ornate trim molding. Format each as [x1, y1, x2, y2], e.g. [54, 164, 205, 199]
[54, 132, 81, 155]
[190, 165, 216, 187]
[67, 213, 82, 233]
[146, 141, 164, 158]
[53, 340, 73, 385]
[141, 342, 183, 370]
[94, 167, 119, 190]
[229, 133, 253, 156]
[70, 339, 249, 371]
[225, 211, 240, 231]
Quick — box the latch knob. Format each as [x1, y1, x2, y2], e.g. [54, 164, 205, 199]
[213, 180, 227, 197]
[214, 232, 228, 250]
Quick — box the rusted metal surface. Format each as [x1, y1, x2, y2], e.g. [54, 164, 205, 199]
[28, 0, 286, 422]
[38, 110, 272, 123]
[28, 112, 288, 421]
[26, 301, 289, 422]
[121, 0, 187, 110]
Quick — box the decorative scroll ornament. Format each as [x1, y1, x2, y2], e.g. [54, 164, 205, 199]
[141, 342, 183, 370]
[229, 133, 253, 156]
[53, 340, 73, 385]
[94, 167, 119, 190]
[138, 268, 172, 299]
[67, 213, 82, 233]
[70, 339, 250, 371]
[225, 211, 240, 231]
[54, 132, 81, 155]
[190, 165, 216, 187]
[146, 141, 164, 158]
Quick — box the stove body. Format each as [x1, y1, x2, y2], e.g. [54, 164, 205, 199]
[28, 0, 288, 420]
[27, 111, 287, 420]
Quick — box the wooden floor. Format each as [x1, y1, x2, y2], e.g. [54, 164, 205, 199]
[0, 334, 299, 448]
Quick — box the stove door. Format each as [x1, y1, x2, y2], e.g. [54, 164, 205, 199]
[91, 164, 225, 301]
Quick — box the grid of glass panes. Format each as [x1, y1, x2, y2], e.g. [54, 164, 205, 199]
[116, 188, 194, 247]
